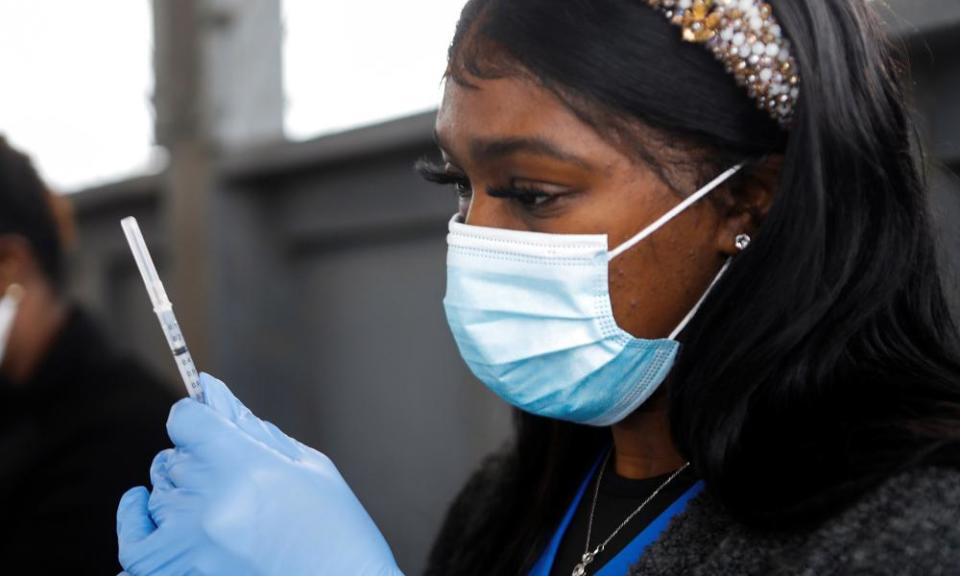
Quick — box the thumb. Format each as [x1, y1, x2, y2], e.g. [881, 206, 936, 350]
[117, 486, 156, 546]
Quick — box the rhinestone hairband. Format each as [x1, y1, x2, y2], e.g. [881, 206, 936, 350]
[646, 0, 800, 127]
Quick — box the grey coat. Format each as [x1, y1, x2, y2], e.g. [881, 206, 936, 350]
[630, 467, 960, 575]
[425, 459, 960, 575]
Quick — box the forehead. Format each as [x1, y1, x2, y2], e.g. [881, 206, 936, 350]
[435, 74, 611, 155]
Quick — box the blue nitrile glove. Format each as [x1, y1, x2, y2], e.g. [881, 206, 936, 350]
[116, 374, 403, 576]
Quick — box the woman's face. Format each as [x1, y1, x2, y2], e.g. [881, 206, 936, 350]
[434, 73, 749, 340]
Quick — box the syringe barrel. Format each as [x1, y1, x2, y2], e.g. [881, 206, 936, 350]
[122, 215, 204, 403]
[155, 305, 204, 402]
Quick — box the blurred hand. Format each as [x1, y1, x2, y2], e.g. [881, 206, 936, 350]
[116, 374, 403, 576]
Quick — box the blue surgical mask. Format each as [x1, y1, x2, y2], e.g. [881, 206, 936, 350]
[443, 164, 743, 426]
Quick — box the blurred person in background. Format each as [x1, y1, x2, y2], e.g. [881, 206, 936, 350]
[0, 136, 175, 574]
[116, 0, 960, 575]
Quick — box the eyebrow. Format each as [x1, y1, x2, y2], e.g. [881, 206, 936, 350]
[433, 130, 594, 170]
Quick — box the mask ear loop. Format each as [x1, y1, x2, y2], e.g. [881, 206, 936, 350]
[608, 163, 745, 261]
[0, 284, 24, 362]
[604, 162, 745, 340]
[668, 259, 730, 340]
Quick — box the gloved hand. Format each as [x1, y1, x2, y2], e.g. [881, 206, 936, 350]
[116, 374, 403, 576]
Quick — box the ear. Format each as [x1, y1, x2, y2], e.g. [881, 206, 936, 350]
[715, 155, 782, 256]
[0, 235, 36, 289]
[44, 190, 77, 251]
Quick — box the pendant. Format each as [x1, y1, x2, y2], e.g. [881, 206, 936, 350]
[572, 551, 596, 576]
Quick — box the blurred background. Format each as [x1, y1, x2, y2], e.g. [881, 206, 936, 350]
[0, 0, 958, 572]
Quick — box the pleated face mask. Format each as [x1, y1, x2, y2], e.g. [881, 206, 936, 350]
[443, 163, 743, 426]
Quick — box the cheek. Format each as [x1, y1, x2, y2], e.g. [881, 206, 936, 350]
[607, 240, 683, 339]
[606, 217, 721, 340]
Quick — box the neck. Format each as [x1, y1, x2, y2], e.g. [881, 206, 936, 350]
[610, 388, 685, 479]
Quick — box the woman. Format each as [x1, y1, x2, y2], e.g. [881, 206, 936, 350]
[0, 137, 176, 575]
[116, 0, 960, 574]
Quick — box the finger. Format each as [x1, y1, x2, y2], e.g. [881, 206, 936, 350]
[233, 411, 301, 460]
[160, 448, 195, 490]
[148, 485, 197, 528]
[117, 486, 156, 545]
[199, 372, 249, 422]
[255, 418, 302, 460]
[166, 396, 244, 458]
[149, 449, 176, 491]
[200, 373, 301, 460]
[161, 441, 255, 492]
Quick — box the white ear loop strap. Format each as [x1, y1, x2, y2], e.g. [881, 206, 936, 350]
[608, 162, 746, 261]
[668, 258, 730, 340]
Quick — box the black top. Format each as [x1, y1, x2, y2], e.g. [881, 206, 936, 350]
[550, 453, 699, 576]
[0, 308, 177, 575]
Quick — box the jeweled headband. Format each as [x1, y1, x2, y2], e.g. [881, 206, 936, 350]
[646, 0, 800, 127]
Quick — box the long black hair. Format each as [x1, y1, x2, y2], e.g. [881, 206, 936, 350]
[425, 0, 960, 573]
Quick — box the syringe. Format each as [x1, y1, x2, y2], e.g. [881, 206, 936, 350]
[121, 217, 205, 403]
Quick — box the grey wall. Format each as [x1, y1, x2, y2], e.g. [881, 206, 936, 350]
[66, 7, 960, 575]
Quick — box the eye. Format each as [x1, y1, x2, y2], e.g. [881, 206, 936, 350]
[453, 178, 473, 199]
[415, 159, 473, 200]
[488, 185, 557, 209]
[416, 157, 574, 216]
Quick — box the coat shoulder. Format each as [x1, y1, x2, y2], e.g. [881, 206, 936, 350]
[834, 466, 960, 574]
[631, 466, 960, 576]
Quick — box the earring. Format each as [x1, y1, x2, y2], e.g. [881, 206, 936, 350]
[735, 233, 751, 251]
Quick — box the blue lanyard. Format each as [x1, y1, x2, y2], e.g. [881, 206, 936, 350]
[528, 458, 704, 576]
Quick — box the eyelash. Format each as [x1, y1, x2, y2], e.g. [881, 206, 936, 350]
[415, 160, 555, 208]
